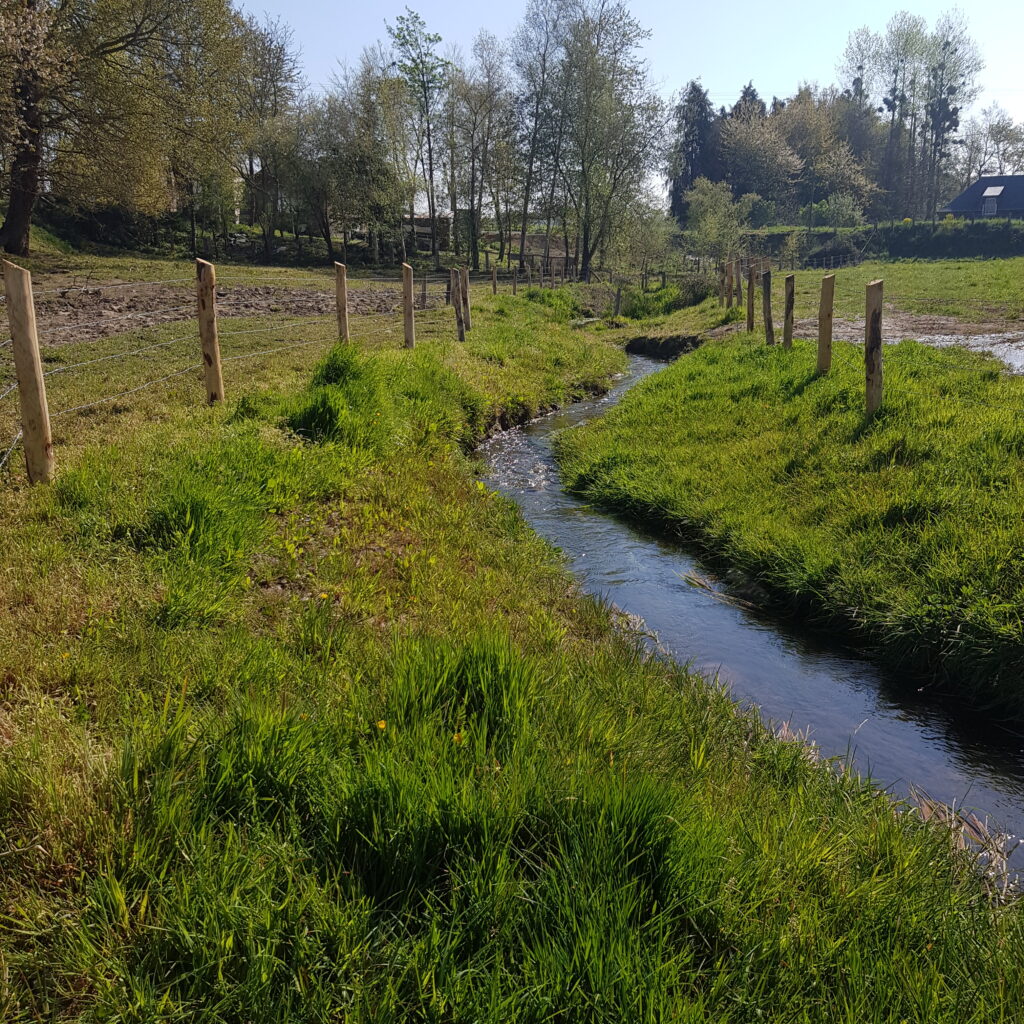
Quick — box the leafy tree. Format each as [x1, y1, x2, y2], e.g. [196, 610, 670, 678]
[236, 14, 303, 259]
[387, 8, 447, 265]
[683, 177, 746, 262]
[559, 0, 664, 280]
[720, 112, 801, 208]
[0, 0, 247, 255]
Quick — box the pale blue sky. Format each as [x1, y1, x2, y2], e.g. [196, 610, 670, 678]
[237, 0, 1024, 122]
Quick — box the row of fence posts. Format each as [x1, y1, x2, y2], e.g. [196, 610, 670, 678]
[719, 256, 884, 416]
[1, 255, 553, 486]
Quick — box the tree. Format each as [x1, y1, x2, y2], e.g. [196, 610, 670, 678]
[387, 8, 447, 266]
[839, 9, 981, 219]
[236, 14, 303, 259]
[683, 177, 746, 263]
[667, 80, 717, 224]
[720, 112, 801, 208]
[0, 0, 247, 255]
[510, 0, 565, 268]
[730, 82, 767, 121]
[559, 0, 664, 280]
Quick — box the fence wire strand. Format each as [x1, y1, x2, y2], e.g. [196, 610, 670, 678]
[52, 365, 202, 419]
[27, 277, 194, 298]
[0, 431, 23, 472]
[37, 305, 195, 336]
[43, 334, 195, 378]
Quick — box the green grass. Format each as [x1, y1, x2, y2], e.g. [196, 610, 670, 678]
[782, 257, 1024, 323]
[556, 332, 1024, 716]
[2, 286, 1023, 1020]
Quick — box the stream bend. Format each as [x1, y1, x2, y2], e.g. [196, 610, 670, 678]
[481, 354, 1024, 865]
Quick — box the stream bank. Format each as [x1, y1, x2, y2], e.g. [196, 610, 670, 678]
[482, 352, 1024, 869]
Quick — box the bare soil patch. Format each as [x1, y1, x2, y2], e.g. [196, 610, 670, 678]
[16, 282, 443, 349]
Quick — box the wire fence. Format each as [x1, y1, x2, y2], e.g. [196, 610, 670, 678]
[5, 256, 1022, 484]
[0, 261, 524, 484]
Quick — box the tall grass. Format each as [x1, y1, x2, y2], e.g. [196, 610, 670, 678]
[556, 334, 1024, 716]
[1, 298, 1022, 1020]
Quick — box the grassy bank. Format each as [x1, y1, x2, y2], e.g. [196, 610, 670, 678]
[1, 295, 1023, 1020]
[556, 333, 1024, 717]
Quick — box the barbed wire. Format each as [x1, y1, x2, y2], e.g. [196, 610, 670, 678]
[36, 305, 195, 337]
[51, 364, 202, 419]
[218, 317, 330, 339]
[25, 277, 195, 298]
[0, 431, 23, 472]
[42, 333, 195, 378]
[0, 382, 19, 403]
[220, 336, 337, 366]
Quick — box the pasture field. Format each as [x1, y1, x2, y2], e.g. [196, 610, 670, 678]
[1, 277, 1023, 1021]
[783, 257, 1024, 323]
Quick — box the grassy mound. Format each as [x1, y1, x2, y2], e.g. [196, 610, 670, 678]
[1, 298, 1022, 1020]
[556, 334, 1024, 715]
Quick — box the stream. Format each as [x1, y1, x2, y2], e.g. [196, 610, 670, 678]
[481, 354, 1024, 866]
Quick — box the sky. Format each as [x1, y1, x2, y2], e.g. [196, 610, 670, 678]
[236, 0, 1024, 123]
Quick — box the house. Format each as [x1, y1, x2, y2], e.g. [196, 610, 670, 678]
[941, 175, 1024, 219]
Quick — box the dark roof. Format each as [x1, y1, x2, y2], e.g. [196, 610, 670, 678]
[941, 175, 1024, 215]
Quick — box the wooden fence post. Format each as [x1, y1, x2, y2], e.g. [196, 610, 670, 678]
[817, 274, 835, 373]
[491, 267, 497, 295]
[746, 265, 755, 332]
[762, 270, 774, 345]
[402, 263, 415, 348]
[451, 269, 465, 342]
[2, 260, 53, 483]
[783, 273, 795, 349]
[734, 261, 744, 306]
[334, 262, 350, 341]
[195, 259, 224, 404]
[725, 261, 734, 309]
[420, 272, 428, 310]
[460, 267, 472, 331]
[865, 280, 884, 414]
[445, 273, 452, 305]
[718, 264, 725, 307]
[512, 268, 518, 295]
[615, 286, 622, 316]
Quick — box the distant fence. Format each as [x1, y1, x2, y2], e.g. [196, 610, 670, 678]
[715, 254, 888, 412]
[0, 259, 556, 486]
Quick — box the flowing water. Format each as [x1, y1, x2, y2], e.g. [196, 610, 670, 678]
[481, 355, 1024, 865]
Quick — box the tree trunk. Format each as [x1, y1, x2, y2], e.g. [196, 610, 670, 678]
[320, 211, 335, 261]
[0, 69, 43, 256]
[189, 195, 198, 257]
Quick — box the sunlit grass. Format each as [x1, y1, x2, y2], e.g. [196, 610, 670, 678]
[1, 285, 1022, 1020]
[557, 332, 1024, 715]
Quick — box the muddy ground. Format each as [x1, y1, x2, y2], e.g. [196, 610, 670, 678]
[6, 282, 446, 349]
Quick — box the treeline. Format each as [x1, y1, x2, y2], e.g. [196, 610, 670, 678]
[669, 10, 1022, 231]
[0, 0, 670, 277]
[3, 1, 1021, 269]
